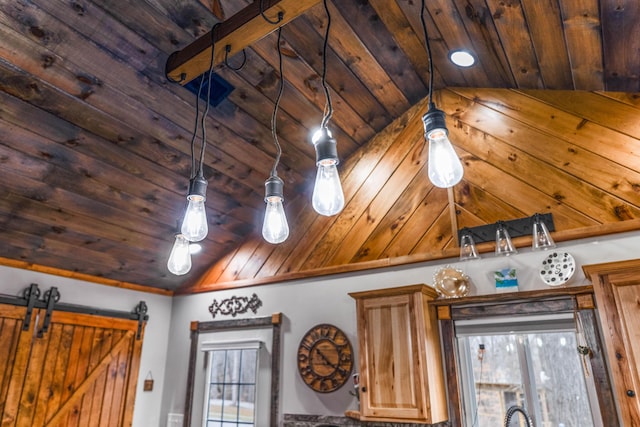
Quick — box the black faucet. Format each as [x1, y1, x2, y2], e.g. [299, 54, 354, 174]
[504, 405, 534, 427]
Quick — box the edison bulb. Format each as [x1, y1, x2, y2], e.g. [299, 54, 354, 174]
[427, 129, 463, 188]
[312, 159, 345, 216]
[167, 233, 191, 275]
[181, 194, 208, 242]
[262, 196, 289, 244]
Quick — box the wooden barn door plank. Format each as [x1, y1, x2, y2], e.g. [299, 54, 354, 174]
[23, 322, 63, 427]
[44, 328, 135, 427]
[54, 325, 85, 427]
[1, 306, 37, 427]
[0, 307, 27, 415]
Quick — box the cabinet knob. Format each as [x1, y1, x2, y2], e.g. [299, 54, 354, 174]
[361, 386, 367, 393]
[627, 390, 636, 398]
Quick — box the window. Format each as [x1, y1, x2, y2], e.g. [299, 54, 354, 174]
[184, 315, 281, 427]
[201, 341, 261, 427]
[456, 314, 602, 427]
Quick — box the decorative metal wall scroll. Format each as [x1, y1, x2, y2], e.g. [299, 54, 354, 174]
[208, 293, 262, 318]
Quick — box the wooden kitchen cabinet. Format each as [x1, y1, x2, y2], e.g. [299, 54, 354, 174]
[349, 284, 447, 423]
[584, 260, 640, 426]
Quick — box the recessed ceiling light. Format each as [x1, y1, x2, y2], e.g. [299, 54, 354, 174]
[189, 243, 202, 255]
[449, 50, 475, 67]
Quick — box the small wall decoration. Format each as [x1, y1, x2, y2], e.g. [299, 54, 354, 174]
[143, 371, 154, 391]
[494, 268, 519, 292]
[209, 293, 262, 318]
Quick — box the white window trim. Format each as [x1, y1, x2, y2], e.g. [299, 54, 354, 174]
[201, 339, 263, 352]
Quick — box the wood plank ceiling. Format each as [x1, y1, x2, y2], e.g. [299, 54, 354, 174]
[0, 0, 639, 293]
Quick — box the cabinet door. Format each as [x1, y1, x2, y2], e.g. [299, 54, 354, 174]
[358, 294, 427, 421]
[586, 261, 640, 426]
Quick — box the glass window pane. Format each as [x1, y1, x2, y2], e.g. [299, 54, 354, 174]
[238, 385, 255, 422]
[459, 328, 599, 427]
[527, 332, 595, 427]
[207, 383, 223, 420]
[204, 348, 258, 427]
[226, 350, 241, 383]
[465, 335, 523, 427]
[221, 389, 240, 422]
[211, 351, 226, 383]
[241, 350, 257, 383]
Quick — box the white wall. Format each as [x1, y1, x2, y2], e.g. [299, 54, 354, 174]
[0, 265, 172, 427]
[160, 230, 640, 425]
[2, 230, 638, 426]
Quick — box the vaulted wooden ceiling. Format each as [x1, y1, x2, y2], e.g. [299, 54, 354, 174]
[0, 0, 639, 293]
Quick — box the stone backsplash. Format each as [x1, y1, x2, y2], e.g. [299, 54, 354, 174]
[283, 414, 451, 427]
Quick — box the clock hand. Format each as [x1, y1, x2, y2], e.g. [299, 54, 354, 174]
[315, 348, 338, 369]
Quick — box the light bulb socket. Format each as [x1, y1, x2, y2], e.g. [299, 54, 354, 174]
[264, 175, 284, 201]
[187, 175, 208, 199]
[313, 127, 339, 165]
[422, 105, 448, 136]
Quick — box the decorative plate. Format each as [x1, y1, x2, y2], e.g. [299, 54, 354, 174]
[433, 266, 471, 298]
[539, 251, 576, 286]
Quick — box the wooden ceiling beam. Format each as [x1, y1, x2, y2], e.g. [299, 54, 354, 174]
[165, 0, 321, 84]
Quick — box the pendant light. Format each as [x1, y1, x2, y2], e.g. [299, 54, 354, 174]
[180, 25, 220, 242]
[532, 213, 556, 250]
[420, 0, 464, 188]
[459, 229, 481, 261]
[495, 221, 518, 256]
[261, 27, 289, 244]
[167, 232, 192, 275]
[312, 0, 345, 216]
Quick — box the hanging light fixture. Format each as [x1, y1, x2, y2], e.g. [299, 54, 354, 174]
[180, 26, 220, 243]
[459, 229, 481, 261]
[167, 231, 192, 275]
[262, 26, 289, 244]
[312, 0, 345, 216]
[420, 0, 464, 189]
[495, 221, 518, 256]
[532, 213, 556, 250]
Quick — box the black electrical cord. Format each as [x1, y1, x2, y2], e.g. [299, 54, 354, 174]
[320, 0, 333, 128]
[270, 27, 284, 177]
[224, 44, 247, 71]
[260, 0, 284, 25]
[188, 69, 206, 179]
[194, 22, 221, 179]
[420, 0, 435, 109]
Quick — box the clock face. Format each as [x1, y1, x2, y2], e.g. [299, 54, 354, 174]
[297, 324, 354, 393]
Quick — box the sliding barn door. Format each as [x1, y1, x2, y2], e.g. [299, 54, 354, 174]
[0, 304, 144, 427]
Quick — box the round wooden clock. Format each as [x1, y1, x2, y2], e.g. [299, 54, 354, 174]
[297, 323, 354, 393]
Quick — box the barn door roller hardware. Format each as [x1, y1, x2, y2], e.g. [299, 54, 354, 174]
[37, 287, 59, 338]
[22, 283, 40, 331]
[2, 284, 150, 340]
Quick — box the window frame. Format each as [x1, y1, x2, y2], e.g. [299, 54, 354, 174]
[201, 340, 262, 426]
[435, 286, 619, 426]
[184, 314, 282, 427]
[455, 314, 601, 426]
